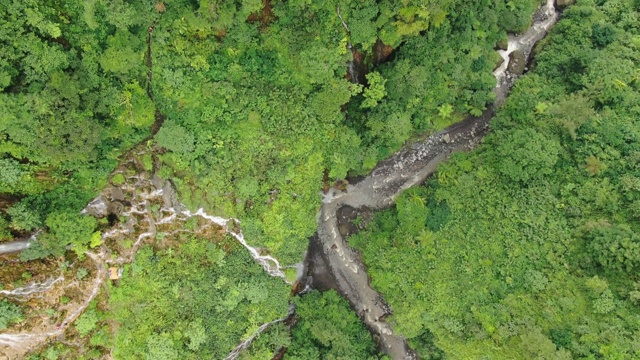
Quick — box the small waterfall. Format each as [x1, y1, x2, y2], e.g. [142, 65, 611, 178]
[305, 1, 562, 358]
[494, 0, 559, 104]
[0, 276, 63, 298]
[183, 208, 290, 281]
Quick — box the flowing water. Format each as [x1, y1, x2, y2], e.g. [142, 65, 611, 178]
[0, 232, 37, 255]
[0, 251, 105, 359]
[81, 163, 291, 281]
[0, 1, 561, 358]
[304, 1, 560, 358]
[494, 0, 559, 104]
[0, 158, 291, 358]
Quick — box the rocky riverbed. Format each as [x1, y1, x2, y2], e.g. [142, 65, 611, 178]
[300, 0, 561, 358]
[0, 1, 563, 358]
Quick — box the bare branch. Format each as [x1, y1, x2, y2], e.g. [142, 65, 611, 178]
[336, 6, 350, 34]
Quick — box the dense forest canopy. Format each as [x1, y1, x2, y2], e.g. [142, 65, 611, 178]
[1, 0, 543, 263]
[1, 0, 638, 359]
[350, 0, 640, 358]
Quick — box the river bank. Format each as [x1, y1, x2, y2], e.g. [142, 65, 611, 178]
[300, 0, 561, 358]
[0, 1, 564, 358]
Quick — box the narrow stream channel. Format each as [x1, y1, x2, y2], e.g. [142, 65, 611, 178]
[0, 155, 292, 358]
[301, 0, 561, 358]
[0, 1, 562, 358]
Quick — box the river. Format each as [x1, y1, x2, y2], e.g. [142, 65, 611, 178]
[0, 1, 561, 358]
[300, 0, 560, 358]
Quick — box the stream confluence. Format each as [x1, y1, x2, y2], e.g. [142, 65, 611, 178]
[0, 1, 561, 358]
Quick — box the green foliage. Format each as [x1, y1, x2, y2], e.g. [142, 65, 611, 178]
[145, 333, 179, 360]
[591, 22, 617, 47]
[288, 290, 383, 359]
[549, 328, 573, 349]
[155, 121, 195, 158]
[352, 0, 521, 153]
[19, 240, 52, 262]
[76, 268, 89, 280]
[0, 299, 23, 330]
[76, 308, 99, 337]
[438, 104, 454, 119]
[0, 0, 156, 247]
[117, 81, 155, 128]
[361, 71, 387, 109]
[592, 289, 616, 314]
[7, 201, 42, 231]
[4, 0, 629, 357]
[142, 154, 154, 172]
[1, 1, 628, 359]
[396, 188, 429, 236]
[184, 320, 207, 351]
[109, 237, 290, 359]
[586, 224, 640, 274]
[16, 210, 97, 260]
[0, 215, 12, 242]
[547, 94, 596, 140]
[0, 158, 23, 190]
[349, 2, 640, 358]
[45, 212, 97, 257]
[141, 0, 547, 264]
[111, 174, 126, 186]
[29, 341, 104, 360]
[89, 325, 111, 348]
[495, 128, 561, 184]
